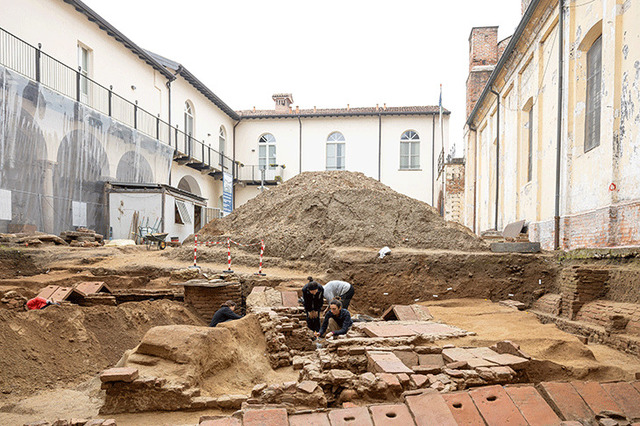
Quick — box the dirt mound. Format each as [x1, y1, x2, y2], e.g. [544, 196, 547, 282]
[0, 300, 204, 399]
[196, 171, 487, 261]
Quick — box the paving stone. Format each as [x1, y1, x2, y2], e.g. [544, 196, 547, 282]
[392, 350, 418, 368]
[200, 418, 242, 426]
[411, 365, 441, 374]
[467, 347, 528, 369]
[466, 358, 498, 368]
[382, 305, 420, 321]
[445, 361, 468, 369]
[633, 381, 640, 393]
[99, 367, 139, 383]
[361, 324, 416, 338]
[538, 382, 594, 423]
[406, 323, 462, 336]
[281, 291, 299, 308]
[488, 366, 516, 381]
[243, 408, 289, 426]
[442, 347, 477, 363]
[329, 369, 356, 383]
[297, 380, 318, 394]
[442, 391, 485, 426]
[469, 384, 528, 425]
[396, 373, 411, 387]
[411, 305, 433, 320]
[328, 406, 374, 426]
[418, 354, 444, 366]
[410, 374, 428, 388]
[601, 381, 640, 419]
[378, 373, 402, 391]
[288, 412, 331, 426]
[505, 385, 561, 425]
[405, 391, 457, 426]
[369, 403, 416, 425]
[570, 381, 622, 415]
[443, 368, 464, 378]
[367, 351, 413, 374]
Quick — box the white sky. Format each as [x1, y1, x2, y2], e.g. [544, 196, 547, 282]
[81, 0, 522, 154]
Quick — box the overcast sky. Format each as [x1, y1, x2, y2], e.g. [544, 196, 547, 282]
[81, 0, 522, 154]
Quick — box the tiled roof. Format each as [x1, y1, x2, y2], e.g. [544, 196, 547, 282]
[237, 105, 449, 119]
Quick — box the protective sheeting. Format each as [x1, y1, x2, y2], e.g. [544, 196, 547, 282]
[0, 66, 173, 236]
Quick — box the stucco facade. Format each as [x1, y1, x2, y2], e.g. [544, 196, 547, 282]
[464, 0, 640, 250]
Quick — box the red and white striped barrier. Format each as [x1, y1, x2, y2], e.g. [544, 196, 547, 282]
[192, 236, 266, 275]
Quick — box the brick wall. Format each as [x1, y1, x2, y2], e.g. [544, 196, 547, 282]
[184, 283, 242, 322]
[575, 300, 640, 335]
[529, 201, 640, 250]
[444, 162, 465, 224]
[558, 267, 609, 320]
[467, 27, 498, 118]
[532, 293, 562, 316]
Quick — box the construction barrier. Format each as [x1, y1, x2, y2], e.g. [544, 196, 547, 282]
[193, 236, 265, 275]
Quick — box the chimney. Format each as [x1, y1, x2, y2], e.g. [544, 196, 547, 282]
[466, 27, 499, 117]
[296, 105, 299, 114]
[376, 103, 379, 111]
[252, 106, 256, 112]
[314, 106, 317, 113]
[383, 103, 387, 111]
[289, 106, 292, 113]
[272, 93, 294, 112]
[347, 104, 350, 111]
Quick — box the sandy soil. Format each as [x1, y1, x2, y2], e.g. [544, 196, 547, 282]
[426, 298, 640, 381]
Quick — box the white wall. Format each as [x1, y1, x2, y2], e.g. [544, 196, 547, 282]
[109, 192, 162, 240]
[164, 193, 196, 243]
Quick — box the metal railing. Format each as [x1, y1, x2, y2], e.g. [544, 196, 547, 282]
[0, 26, 234, 174]
[236, 165, 284, 183]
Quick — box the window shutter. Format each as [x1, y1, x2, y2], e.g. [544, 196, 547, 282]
[585, 36, 602, 152]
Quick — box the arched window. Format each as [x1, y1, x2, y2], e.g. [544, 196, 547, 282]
[584, 36, 602, 152]
[400, 130, 420, 169]
[258, 133, 276, 170]
[184, 101, 194, 155]
[326, 131, 345, 170]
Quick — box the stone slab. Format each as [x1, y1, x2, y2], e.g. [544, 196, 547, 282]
[367, 351, 414, 374]
[539, 382, 593, 423]
[393, 350, 418, 368]
[601, 381, 640, 419]
[411, 305, 433, 321]
[243, 408, 289, 426]
[382, 305, 419, 321]
[289, 412, 331, 426]
[200, 419, 242, 426]
[441, 391, 485, 426]
[281, 291, 299, 308]
[505, 385, 561, 426]
[406, 323, 463, 337]
[467, 347, 529, 369]
[405, 391, 457, 426]
[502, 219, 526, 238]
[328, 406, 374, 426]
[75, 281, 111, 295]
[442, 347, 478, 363]
[418, 354, 444, 366]
[490, 242, 541, 253]
[570, 381, 622, 415]
[369, 403, 416, 425]
[361, 323, 416, 338]
[99, 367, 139, 383]
[469, 385, 528, 426]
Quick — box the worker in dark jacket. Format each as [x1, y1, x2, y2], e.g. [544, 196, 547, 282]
[302, 277, 324, 332]
[209, 300, 242, 327]
[315, 299, 353, 339]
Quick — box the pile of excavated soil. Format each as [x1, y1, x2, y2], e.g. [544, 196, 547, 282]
[0, 300, 204, 399]
[195, 171, 487, 261]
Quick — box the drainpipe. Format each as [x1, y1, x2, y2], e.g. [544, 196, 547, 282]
[233, 120, 240, 210]
[490, 88, 500, 231]
[378, 113, 382, 181]
[432, 114, 436, 206]
[298, 115, 302, 174]
[554, 0, 564, 250]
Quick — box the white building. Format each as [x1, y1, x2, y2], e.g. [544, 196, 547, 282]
[0, 0, 449, 241]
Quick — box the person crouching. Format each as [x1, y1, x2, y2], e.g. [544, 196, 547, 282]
[315, 299, 353, 339]
[209, 300, 242, 327]
[302, 277, 324, 332]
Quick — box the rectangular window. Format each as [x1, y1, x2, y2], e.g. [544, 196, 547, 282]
[400, 141, 420, 169]
[77, 44, 90, 102]
[326, 143, 345, 170]
[585, 36, 602, 152]
[258, 145, 277, 170]
[527, 108, 533, 182]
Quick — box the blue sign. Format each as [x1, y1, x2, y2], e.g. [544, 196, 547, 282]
[222, 172, 233, 215]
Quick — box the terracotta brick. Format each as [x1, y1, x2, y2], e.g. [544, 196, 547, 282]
[469, 385, 528, 425]
[378, 373, 402, 391]
[505, 385, 561, 425]
[441, 391, 485, 426]
[601, 381, 640, 419]
[410, 374, 428, 388]
[289, 412, 330, 426]
[418, 354, 444, 366]
[369, 403, 416, 426]
[281, 291, 299, 307]
[467, 347, 528, 369]
[200, 418, 242, 426]
[538, 382, 593, 422]
[405, 391, 457, 426]
[243, 408, 289, 426]
[367, 351, 414, 374]
[99, 367, 138, 383]
[570, 381, 622, 415]
[328, 406, 374, 426]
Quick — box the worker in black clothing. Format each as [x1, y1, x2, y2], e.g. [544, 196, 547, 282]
[315, 299, 353, 339]
[209, 300, 242, 327]
[302, 277, 324, 332]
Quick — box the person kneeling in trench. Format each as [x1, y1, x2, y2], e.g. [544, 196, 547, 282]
[315, 299, 353, 339]
[209, 300, 242, 327]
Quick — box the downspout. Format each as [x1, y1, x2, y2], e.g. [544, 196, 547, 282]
[233, 120, 240, 210]
[298, 115, 302, 174]
[554, 0, 564, 250]
[431, 114, 436, 206]
[490, 88, 500, 231]
[378, 113, 382, 181]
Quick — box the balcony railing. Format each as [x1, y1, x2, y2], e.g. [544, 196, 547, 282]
[236, 165, 284, 184]
[0, 26, 234, 174]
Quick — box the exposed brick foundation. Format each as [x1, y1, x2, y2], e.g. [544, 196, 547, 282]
[183, 283, 242, 322]
[529, 201, 640, 250]
[558, 267, 609, 320]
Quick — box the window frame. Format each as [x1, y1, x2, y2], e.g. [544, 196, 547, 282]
[326, 131, 346, 170]
[399, 130, 420, 170]
[258, 133, 277, 170]
[584, 36, 602, 153]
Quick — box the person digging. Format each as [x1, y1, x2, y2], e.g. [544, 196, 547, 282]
[302, 277, 324, 332]
[314, 299, 353, 340]
[209, 300, 242, 327]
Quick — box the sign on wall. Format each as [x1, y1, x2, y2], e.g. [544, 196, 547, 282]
[0, 189, 11, 221]
[222, 172, 233, 216]
[72, 201, 87, 227]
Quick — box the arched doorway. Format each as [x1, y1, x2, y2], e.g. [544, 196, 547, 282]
[116, 151, 154, 183]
